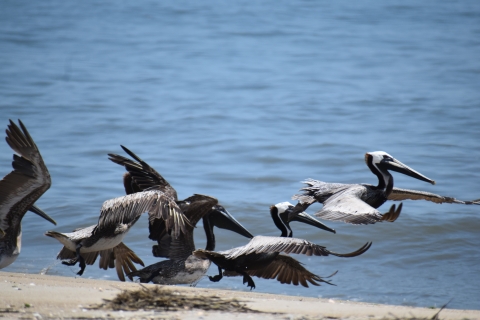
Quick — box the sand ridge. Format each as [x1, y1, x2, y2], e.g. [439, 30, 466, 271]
[0, 271, 478, 319]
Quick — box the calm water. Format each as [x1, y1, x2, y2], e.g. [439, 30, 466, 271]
[1, 1, 479, 310]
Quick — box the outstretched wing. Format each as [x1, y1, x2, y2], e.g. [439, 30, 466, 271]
[389, 187, 479, 205]
[96, 190, 191, 239]
[225, 254, 335, 287]
[219, 235, 371, 259]
[108, 145, 178, 200]
[0, 120, 54, 236]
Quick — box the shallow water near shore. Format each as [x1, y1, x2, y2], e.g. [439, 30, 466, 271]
[1, 1, 479, 310]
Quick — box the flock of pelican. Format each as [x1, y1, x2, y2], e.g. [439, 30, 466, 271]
[1, 119, 478, 290]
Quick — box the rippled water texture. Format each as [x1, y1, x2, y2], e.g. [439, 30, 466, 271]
[1, 1, 479, 310]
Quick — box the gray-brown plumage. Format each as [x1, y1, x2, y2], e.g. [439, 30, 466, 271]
[193, 202, 372, 289]
[290, 151, 478, 225]
[46, 225, 144, 281]
[46, 189, 190, 277]
[0, 120, 56, 269]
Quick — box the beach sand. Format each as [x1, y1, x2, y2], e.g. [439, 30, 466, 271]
[0, 271, 478, 319]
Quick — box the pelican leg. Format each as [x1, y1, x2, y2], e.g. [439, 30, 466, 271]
[144, 270, 161, 283]
[237, 269, 255, 290]
[208, 266, 223, 282]
[75, 244, 86, 276]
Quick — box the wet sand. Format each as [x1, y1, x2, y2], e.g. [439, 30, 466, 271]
[0, 271, 478, 319]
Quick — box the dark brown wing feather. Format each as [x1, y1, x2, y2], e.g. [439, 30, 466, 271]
[98, 242, 145, 281]
[108, 145, 178, 200]
[0, 120, 51, 238]
[389, 187, 479, 205]
[246, 255, 334, 287]
[167, 194, 218, 261]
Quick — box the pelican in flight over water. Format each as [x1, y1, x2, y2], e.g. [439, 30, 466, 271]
[108, 146, 254, 285]
[46, 189, 191, 277]
[290, 151, 479, 225]
[0, 120, 57, 269]
[194, 202, 372, 290]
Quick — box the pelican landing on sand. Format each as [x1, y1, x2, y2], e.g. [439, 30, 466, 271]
[290, 151, 479, 225]
[46, 189, 191, 278]
[193, 202, 372, 290]
[45, 225, 144, 281]
[0, 120, 57, 269]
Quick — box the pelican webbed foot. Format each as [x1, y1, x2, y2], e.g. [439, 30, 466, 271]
[208, 266, 223, 282]
[241, 273, 256, 290]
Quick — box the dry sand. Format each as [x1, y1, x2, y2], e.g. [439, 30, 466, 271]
[0, 271, 478, 319]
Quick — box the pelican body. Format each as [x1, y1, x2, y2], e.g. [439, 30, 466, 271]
[0, 120, 56, 269]
[108, 146, 254, 285]
[291, 151, 477, 225]
[128, 195, 253, 285]
[46, 189, 190, 278]
[45, 225, 144, 281]
[194, 202, 372, 289]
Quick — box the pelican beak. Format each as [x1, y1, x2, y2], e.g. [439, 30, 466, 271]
[29, 204, 57, 225]
[381, 157, 435, 185]
[209, 206, 254, 238]
[290, 211, 336, 234]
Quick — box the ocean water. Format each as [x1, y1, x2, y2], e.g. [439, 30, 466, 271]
[1, 1, 479, 310]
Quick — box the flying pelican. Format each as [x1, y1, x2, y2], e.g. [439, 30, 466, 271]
[46, 225, 144, 281]
[127, 194, 254, 285]
[46, 189, 191, 277]
[290, 151, 478, 225]
[193, 202, 372, 289]
[0, 120, 57, 269]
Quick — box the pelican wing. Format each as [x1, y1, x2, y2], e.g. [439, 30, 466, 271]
[220, 235, 371, 259]
[314, 185, 388, 224]
[98, 242, 145, 282]
[0, 120, 52, 233]
[292, 179, 349, 205]
[96, 190, 190, 239]
[108, 145, 178, 200]
[164, 194, 219, 261]
[389, 187, 479, 205]
[227, 254, 334, 287]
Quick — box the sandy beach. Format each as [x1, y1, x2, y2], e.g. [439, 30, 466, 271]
[0, 272, 478, 320]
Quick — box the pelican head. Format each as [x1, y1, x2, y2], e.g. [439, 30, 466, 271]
[208, 204, 254, 239]
[271, 202, 335, 237]
[366, 151, 435, 186]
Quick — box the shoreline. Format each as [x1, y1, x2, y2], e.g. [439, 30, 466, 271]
[0, 271, 478, 319]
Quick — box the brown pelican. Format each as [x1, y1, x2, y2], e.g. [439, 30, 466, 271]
[45, 189, 191, 277]
[290, 151, 478, 225]
[127, 194, 254, 285]
[108, 146, 256, 285]
[0, 120, 57, 269]
[46, 225, 144, 281]
[193, 202, 372, 289]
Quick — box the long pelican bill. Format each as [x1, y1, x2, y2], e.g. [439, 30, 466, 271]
[29, 204, 57, 225]
[381, 157, 435, 185]
[290, 211, 336, 234]
[210, 206, 254, 239]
